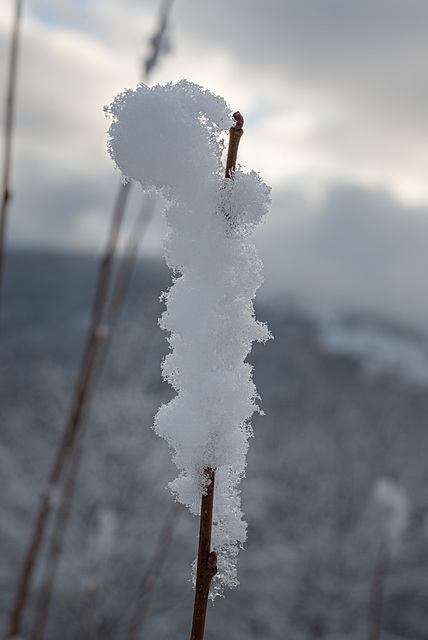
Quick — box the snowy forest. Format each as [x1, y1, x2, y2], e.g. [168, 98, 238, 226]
[2, 1, 428, 640]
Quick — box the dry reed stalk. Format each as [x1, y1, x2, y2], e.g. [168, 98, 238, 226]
[144, 0, 175, 79]
[189, 112, 244, 640]
[30, 432, 85, 640]
[4, 180, 131, 640]
[190, 468, 217, 640]
[127, 502, 182, 640]
[0, 0, 23, 322]
[367, 539, 392, 640]
[225, 111, 244, 178]
[27, 0, 174, 626]
[27, 198, 154, 640]
[91, 196, 156, 384]
[5, 0, 175, 632]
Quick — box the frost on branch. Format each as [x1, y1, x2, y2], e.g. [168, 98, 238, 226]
[106, 80, 271, 596]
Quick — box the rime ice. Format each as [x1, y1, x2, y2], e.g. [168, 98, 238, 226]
[106, 80, 271, 595]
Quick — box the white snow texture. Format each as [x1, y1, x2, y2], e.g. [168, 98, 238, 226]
[106, 80, 271, 595]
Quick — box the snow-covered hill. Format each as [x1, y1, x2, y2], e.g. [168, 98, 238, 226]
[1, 251, 427, 639]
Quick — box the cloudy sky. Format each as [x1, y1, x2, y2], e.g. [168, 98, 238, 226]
[2, 0, 428, 333]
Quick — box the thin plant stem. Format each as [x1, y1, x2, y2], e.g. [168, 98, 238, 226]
[189, 111, 244, 640]
[30, 431, 86, 640]
[20, 0, 173, 629]
[127, 502, 182, 640]
[190, 468, 217, 640]
[6, 2, 174, 635]
[144, 0, 175, 80]
[367, 539, 392, 640]
[0, 0, 23, 322]
[28, 199, 154, 640]
[92, 196, 156, 383]
[4, 180, 131, 640]
[224, 111, 244, 179]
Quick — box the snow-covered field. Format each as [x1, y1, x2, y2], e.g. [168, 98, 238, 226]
[1, 250, 428, 639]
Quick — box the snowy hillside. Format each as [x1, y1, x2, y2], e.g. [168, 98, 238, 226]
[1, 250, 428, 640]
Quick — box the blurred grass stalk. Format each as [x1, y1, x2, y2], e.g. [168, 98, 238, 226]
[367, 539, 391, 640]
[6, 178, 131, 640]
[28, 194, 155, 640]
[0, 0, 23, 323]
[5, 1, 175, 638]
[127, 502, 182, 640]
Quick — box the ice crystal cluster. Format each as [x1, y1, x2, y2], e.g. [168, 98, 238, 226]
[106, 80, 271, 595]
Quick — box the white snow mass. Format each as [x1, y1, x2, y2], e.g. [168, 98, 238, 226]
[106, 80, 271, 595]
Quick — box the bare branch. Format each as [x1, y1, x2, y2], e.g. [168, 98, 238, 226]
[0, 0, 23, 323]
[190, 468, 217, 640]
[224, 112, 244, 179]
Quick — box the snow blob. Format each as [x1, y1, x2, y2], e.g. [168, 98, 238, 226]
[106, 80, 271, 595]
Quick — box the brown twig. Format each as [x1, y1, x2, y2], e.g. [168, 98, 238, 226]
[27, 199, 154, 640]
[6, 0, 174, 635]
[20, 1, 173, 632]
[189, 110, 244, 640]
[224, 111, 244, 179]
[190, 468, 217, 640]
[0, 0, 23, 323]
[4, 180, 131, 640]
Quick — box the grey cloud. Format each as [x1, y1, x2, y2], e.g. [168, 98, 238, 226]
[177, 0, 428, 136]
[3, 0, 428, 340]
[185, 0, 428, 85]
[8, 162, 118, 250]
[257, 184, 428, 335]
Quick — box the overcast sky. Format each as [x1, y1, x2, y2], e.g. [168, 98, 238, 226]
[2, 0, 428, 334]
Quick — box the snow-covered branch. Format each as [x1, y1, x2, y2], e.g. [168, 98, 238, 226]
[106, 80, 271, 596]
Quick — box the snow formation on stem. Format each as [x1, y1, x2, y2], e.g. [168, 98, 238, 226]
[106, 80, 271, 595]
